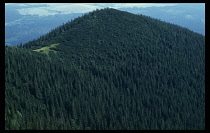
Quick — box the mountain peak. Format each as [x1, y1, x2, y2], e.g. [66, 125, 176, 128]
[23, 8, 204, 56]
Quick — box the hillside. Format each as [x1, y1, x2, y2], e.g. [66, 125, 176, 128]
[5, 8, 205, 130]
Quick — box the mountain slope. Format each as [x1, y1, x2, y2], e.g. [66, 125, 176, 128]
[6, 8, 205, 130]
[23, 8, 204, 68]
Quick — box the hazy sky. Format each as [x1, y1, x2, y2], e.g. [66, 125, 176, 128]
[6, 3, 180, 16]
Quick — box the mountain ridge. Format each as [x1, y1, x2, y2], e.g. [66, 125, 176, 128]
[22, 8, 204, 68]
[23, 8, 204, 50]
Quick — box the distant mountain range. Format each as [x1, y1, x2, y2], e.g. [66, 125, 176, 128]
[5, 3, 205, 46]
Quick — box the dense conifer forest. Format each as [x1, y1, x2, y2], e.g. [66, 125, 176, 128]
[5, 8, 205, 130]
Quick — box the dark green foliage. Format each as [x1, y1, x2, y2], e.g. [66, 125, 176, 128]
[6, 8, 205, 130]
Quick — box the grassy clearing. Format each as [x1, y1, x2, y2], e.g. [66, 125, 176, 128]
[33, 43, 60, 54]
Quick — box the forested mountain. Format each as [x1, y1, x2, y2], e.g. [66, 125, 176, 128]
[5, 8, 205, 130]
